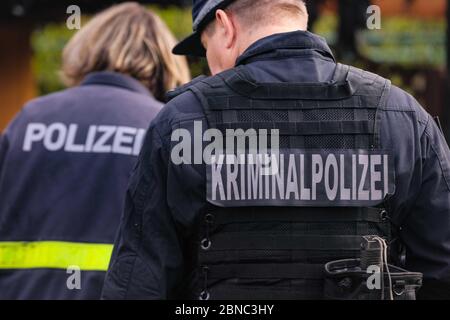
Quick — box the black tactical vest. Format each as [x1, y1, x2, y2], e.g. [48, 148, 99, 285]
[168, 64, 406, 300]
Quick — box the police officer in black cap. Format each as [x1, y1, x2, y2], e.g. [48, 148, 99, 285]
[102, 0, 450, 300]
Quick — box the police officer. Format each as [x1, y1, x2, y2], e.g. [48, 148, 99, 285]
[0, 3, 189, 299]
[102, 0, 450, 300]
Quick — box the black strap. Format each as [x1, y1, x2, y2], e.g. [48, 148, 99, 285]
[215, 120, 374, 135]
[209, 284, 323, 300]
[372, 78, 392, 148]
[331, 63, 350, 83]
[204, 96, 379, 110]
[217, 65, 357, 100]
[207, 235, 363, 251]
[206, 263, 324, 280]
[210, 207, 386, 225]
[166, 75, 208, 101]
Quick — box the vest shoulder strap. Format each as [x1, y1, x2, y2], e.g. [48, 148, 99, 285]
[171, 64, 391, 149]
[184, 64, 391, 119]
[166, 75, 208, 101]
[188, 64, 389, 101]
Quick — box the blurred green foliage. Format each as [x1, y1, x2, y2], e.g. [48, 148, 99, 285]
[149, 5, 192, 39]
[312, 13, 338, 45]
[358, 17, 446, 68]
[32, 6, 446, 96]
[31, 6, 202, 95]
[149, 6, 210, 77]
[312, 14, 445, 68]
[32, 23, 77, 94]
[310, 13, 446, 94]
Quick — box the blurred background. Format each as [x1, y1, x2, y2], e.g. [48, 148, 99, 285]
[0, 0, 448, 137]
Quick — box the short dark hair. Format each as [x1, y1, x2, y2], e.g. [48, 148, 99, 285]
[226, 0, 308, 27]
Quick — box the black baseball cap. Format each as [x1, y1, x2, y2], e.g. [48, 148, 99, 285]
[172, 0, 236, 57]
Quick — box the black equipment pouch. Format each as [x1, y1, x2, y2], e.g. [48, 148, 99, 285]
[324, 236, 423, 300]
[324, 259, 423, 300]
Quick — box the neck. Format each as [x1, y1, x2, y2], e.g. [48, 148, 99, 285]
[237, 23, 307, 57]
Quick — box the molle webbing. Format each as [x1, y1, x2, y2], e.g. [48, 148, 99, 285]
[188, 64, 391, 150]
[197, 207, 392, 300]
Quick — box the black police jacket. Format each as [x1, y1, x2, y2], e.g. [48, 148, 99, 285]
[0, 72, 162, 299]
[102, 31, 450, 300]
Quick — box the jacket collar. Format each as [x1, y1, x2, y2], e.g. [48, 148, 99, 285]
[81, 71, 151, 96]
[236, 30, 335, 66]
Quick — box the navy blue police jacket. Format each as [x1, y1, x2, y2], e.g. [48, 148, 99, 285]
[102, 31, 450, 299]
[0, 72, 162, 299]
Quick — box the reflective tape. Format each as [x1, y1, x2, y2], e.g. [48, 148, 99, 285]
[0, 241, 113, 271]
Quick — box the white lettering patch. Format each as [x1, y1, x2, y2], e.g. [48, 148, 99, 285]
[207, 149, 395, 207]
[23, 123, 146, 156]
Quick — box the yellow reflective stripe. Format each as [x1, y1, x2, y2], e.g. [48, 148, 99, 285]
[0, 241, 113, 271]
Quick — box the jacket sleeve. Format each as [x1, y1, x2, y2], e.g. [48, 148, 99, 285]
[101, 123, 185, 300]
[0, 109, 27, 183]
[402, 115, 450, 299]
[0, 132, 8, 180]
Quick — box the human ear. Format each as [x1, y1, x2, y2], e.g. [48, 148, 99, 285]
[215, 9, 236, 50]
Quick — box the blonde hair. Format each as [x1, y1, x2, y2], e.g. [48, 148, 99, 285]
[62, 2, 190, 101]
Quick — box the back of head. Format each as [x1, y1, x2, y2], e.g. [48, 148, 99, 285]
[201, 0, 309, 74]
[62, 2, 191, 101]
[226, 0, 308, 31]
